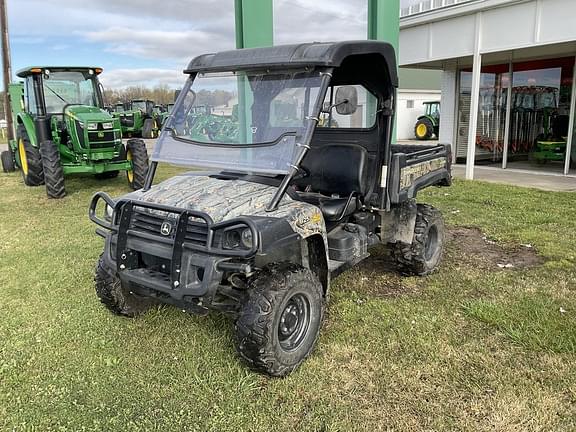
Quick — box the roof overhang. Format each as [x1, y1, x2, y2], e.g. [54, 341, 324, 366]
[184, 41, 398, 87]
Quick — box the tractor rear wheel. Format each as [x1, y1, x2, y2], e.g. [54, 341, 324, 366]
[125, 139, 149, 190]
[1, 150, 15, 172]
[391, 204, 445, 276]
[415, 118, 434, 140]
[95, 254, 156, 317]
[234, 263, 325, 377]
[16, 125, 44, 186]
[40, 140, 66, 199]
[142, 119, 155, 139]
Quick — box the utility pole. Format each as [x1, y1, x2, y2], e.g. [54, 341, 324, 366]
[0, 0, 13, 150]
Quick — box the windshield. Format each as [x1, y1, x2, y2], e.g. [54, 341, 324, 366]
[42, 71, 101, 113]
[132, 101, 147, 111]
[152, 69, 324, 174]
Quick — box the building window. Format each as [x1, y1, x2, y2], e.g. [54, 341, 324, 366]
[406, 100, 415, 109]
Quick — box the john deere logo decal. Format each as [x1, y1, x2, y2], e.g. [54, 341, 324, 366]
[98, 131, 105, 138]
[160, 221, 173, 236]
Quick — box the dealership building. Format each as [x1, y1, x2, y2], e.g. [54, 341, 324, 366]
[400, 0, 576, 179]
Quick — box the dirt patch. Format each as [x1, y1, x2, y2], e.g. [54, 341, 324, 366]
[445, 226, 544, 271]
[340, 226, 544, 299]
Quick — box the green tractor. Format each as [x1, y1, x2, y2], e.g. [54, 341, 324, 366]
[414, 101, 440, 140]
[114, 99, 159, 139]
[158, 103, 175, 128]
[0, 66, 149, 198]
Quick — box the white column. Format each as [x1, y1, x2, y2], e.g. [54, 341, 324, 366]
[564, 55, 576, 175]
[439, 69, 457, 153]
[502, 56, 513, 169]
[466, 13, 482, 180]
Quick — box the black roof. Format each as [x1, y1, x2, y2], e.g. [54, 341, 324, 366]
[184, 41, 398, 87]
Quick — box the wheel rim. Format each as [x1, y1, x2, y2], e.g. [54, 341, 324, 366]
[126, 149, 134, 183]
[18, 138, 28, 175]
[424, 225, 439, 261]
[417, 123, 427, 138]
[278, 293, 311, 351]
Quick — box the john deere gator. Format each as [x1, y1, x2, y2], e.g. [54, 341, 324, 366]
[0, 67, 149, 198]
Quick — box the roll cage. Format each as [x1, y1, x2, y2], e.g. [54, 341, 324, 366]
[145, 41, 398, 212]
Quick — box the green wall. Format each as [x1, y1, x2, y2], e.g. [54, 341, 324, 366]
[399, 68, 442, 90]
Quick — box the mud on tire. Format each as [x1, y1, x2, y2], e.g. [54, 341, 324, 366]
[234, 263, 325, 377]
[392, 204, 445, 276]
[40, 140, 66, 199]
[94, 254, 156, 317]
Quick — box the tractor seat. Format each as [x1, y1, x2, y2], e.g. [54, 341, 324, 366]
[292, 144, 370, 222]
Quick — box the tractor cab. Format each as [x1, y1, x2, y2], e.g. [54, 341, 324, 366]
[415, 101, 440, 140]
[131, 99, 155, 117]
[113, 102, 125, 113]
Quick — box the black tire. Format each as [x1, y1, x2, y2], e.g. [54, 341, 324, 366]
[142, 118, 154, 139]
[94, 254, 156, 317]
[392, 204, 445, 276]
[1, 150, 15, 172]
[125, 139, 149, 190]
[234, 263, 325, 377]
[39, 140, 66, 199]
[16, 125, 44, 186]
[415, 118, 434, 140]
[94, 171, 120, 180]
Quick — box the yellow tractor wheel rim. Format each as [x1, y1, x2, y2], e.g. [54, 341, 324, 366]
[417, 124, 427, 138]
[126, 149, 134, 183]
[18, 138, 29, 175]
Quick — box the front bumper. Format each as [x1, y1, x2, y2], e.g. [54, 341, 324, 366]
[90, 192, 258, 311]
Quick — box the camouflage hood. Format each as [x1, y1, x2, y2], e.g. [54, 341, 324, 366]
[124, 174, 324, 232]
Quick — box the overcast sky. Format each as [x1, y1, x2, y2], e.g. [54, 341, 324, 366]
[6, 0, 418, 89]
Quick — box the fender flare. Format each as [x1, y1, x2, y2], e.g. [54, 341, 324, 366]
[16, 112, 38, 147]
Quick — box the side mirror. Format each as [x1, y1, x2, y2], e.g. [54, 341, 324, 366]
[335, 86, 358, 115]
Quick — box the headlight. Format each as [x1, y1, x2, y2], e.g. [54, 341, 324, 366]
[104, 204, 114, 222]
[87, 123, 98, 130]
[223, 230, 241, 249]
[240, 228, 253, 248]
[102, 122, 114, 129]
[222, 227, 253, 249]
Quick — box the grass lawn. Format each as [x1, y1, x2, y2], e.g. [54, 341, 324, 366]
[0, 167, 575, 431]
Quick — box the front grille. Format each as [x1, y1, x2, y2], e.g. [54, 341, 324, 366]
[75, 121, 86, 147]
[88, 130, 116, 149]
[89, 130, 115, 143]
[121, 114, 134, 127]
[130, 209, 209, 246]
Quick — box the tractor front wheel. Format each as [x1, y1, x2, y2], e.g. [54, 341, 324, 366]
[1, 150, 15, 172]
[142, 119, 155, 139]
[234, 263, 325, 377]
[125, 139, 149, 190]
[16, 125, 44, 186]
[40, 140, 66, 199]
[415, 118, 434, 141]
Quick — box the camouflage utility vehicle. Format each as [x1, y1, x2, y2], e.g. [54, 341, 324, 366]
[90, 41, 452, 376]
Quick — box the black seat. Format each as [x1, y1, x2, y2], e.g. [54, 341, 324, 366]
[293, 144, 370, 221]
